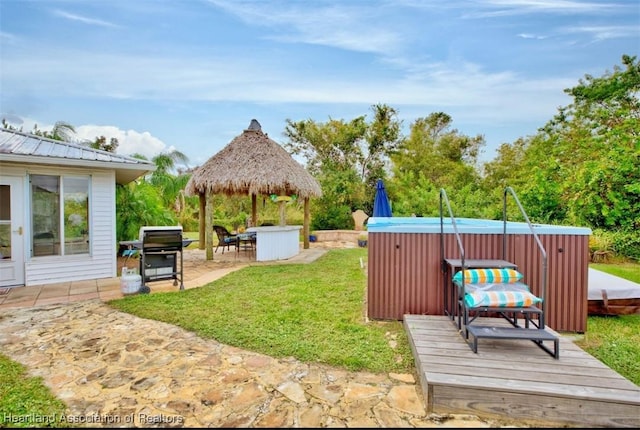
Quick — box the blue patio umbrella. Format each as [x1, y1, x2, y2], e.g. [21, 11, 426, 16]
[373, 179, 392, 217]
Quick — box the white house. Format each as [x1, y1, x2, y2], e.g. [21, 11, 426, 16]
[0, 128, 156, 288]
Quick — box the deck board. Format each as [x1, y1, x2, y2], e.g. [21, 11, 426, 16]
[404, 314, 640, 428]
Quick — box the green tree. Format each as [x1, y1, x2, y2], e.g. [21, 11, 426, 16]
[390, 112, 486, 217]
[29, 121, 76, 141]
[115, 150, 196, 241]
[2, 118, 21, 131]
[89, 135, 119, 152]
[148, 149, 192, 211]
[389, 170, 439, 216]
[480, 137, 565, 222]
[284, 104, 401, 227]
[115, 181, 177, 242]
[2, 119, 77, 142]
[361, 104, 403, 214]
[522, 54, 639, 230]
[482, 55, 640, 258]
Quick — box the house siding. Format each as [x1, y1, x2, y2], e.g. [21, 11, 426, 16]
[90, 173, 118, 277]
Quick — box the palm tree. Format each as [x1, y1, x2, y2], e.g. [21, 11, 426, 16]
[29, 121, 77, 141]
[149, 150, 195, 218]
[49, 121, 76, 141]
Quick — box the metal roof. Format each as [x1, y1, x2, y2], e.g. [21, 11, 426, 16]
[0, 128, 156, 184]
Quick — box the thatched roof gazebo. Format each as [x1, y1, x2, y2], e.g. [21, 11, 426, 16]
[185, 119, 322, 260]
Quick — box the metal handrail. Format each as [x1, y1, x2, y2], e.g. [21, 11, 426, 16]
[440, 188, 465, 270]
[503, 186, 548, 325]
[440, 189, 466, 321]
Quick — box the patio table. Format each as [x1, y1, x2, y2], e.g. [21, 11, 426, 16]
[236, 232, 256, 252]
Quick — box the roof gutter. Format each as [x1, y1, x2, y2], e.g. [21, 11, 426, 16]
[0, 153, 156, 185]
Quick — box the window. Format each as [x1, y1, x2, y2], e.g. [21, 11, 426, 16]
[30, 174, 90, 257]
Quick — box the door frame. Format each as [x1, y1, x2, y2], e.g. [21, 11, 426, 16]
[0, 175, 25, 287]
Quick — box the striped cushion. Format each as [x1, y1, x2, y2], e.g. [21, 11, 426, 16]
[465, 290, 542, 308]
[453, 268, 523, 284]
[464, 282, 531, 293]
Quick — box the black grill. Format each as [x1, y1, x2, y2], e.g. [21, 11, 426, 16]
[142, 230, 184, 252]
[139, 226, 184, 292]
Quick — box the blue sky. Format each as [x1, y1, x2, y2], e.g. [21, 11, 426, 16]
[1, 0, 638, 168]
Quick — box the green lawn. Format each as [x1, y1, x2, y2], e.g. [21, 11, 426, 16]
[590, 261, 640, 283]
[109, 248, 414, 374]
[574, 314, 640, 385]
[0, 355, 70, 428]
[575, 261, 640, 385]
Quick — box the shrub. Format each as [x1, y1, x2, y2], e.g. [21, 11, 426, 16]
[610, 229, 640, 261]
[590, 228, 640, 262]
[311, 204, 355, 230]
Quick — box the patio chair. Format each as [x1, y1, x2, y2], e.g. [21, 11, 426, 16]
[213, 225, 239, 254]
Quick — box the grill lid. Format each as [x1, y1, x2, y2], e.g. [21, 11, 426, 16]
[139, 226, 183, 251]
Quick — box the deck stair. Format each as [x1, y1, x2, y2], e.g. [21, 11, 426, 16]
[466, 324, 559, 359]
[439, 187, 560, 358]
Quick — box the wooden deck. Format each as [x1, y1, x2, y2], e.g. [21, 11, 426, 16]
[404, 315, 640, 428]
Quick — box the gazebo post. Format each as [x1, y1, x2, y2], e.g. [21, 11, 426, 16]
[251, 194, 257, 227]
[303, 197, 310, 249]
[278, 201, 286, 226]
[199, 193, 206, 250]
[205, 191, 214, 260]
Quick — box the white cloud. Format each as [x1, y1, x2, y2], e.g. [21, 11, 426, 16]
[205, 0, 402, 55]
[0, 44, 570, 113]
[463, 0, 619, 18]
[51, 9, 119, 28]
[0, 31, 19, 44]
[562, 25, 640, 42]
[517, 33, 548, 40]
[75, 125, 168, 159]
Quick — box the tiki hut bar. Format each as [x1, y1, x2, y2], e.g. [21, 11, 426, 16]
[185, 119, 322, 261]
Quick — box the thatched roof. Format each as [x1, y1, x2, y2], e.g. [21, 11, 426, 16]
[185, 119, 322, 199]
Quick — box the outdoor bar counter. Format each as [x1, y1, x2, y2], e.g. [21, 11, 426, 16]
[246, 225, 302, 262]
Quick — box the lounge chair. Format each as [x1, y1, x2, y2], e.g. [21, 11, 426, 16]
[213, 225, 238, 253]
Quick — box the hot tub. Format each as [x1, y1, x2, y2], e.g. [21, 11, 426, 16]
[368, 216, 592, 235]
[366, 217, 592, 333]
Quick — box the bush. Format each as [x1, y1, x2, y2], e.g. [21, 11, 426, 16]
[116, 182, 176, 242]
[590, 229, 640, 261]
[311, 204, 355, 230]
[610, 229, 640, 261]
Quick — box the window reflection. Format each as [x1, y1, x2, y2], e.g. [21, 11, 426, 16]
[31, 175, 59, 256]
[31, 175, 90, 257]
[64, 177, 89, 255]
